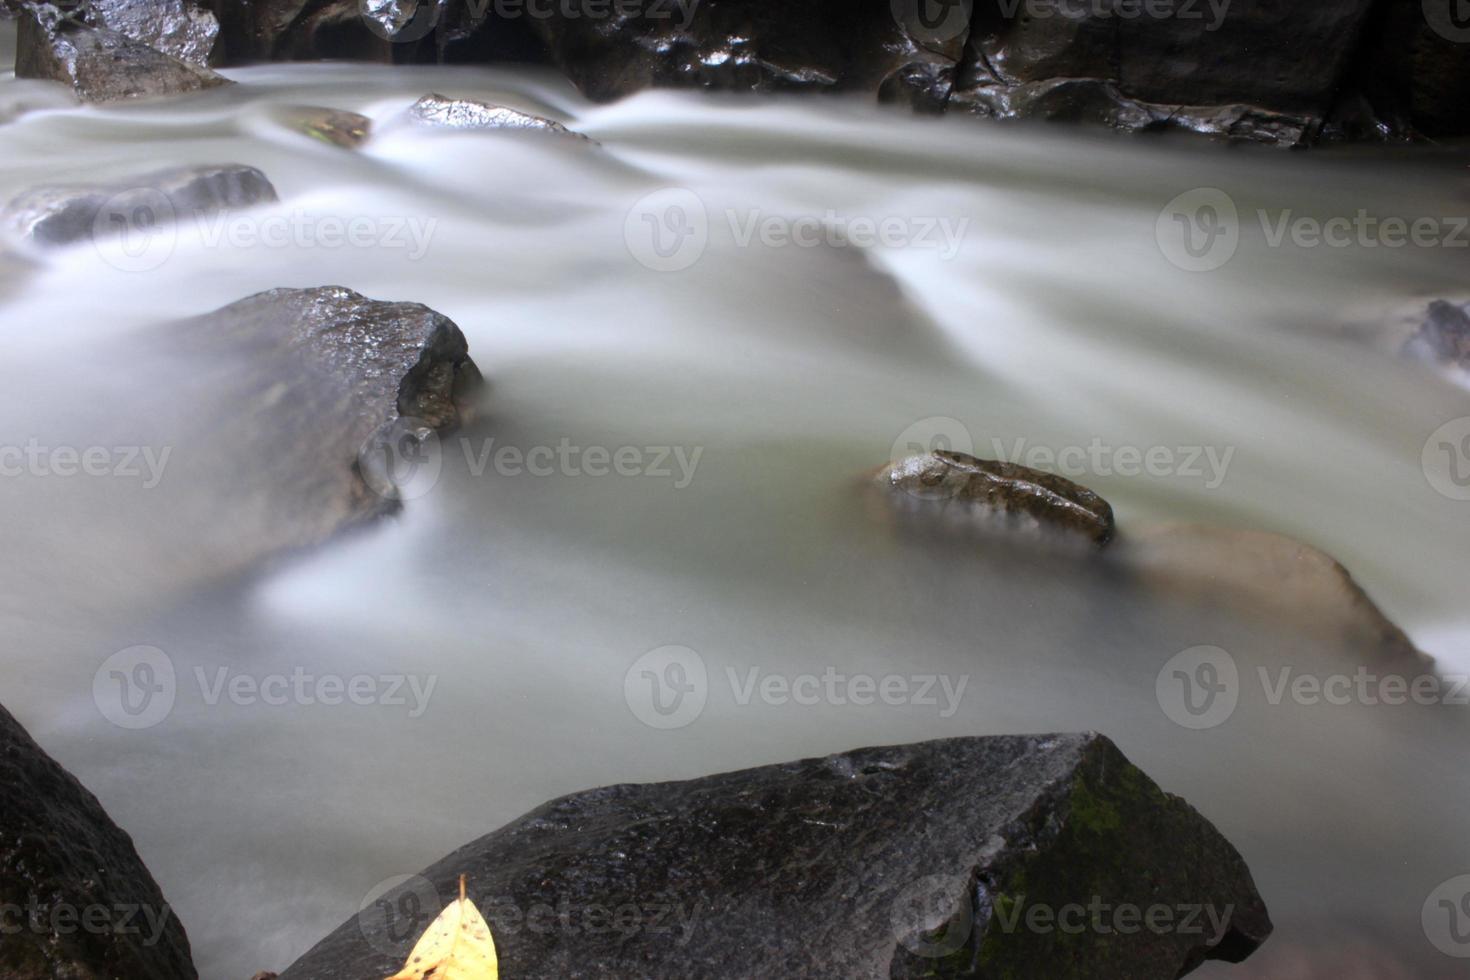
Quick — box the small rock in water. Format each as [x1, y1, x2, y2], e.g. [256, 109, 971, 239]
[407, 92, 593, 141]
[2, 163, 277, 248]
[0, 701, 197, 979]
[277, 734, 1271, 979]
[1402, 299, 1470, 369]
[87, 0, 220, 67]
[15, 7, 232, 103]
[882, 449, 1116, 546]
[282, 105, 373, 148]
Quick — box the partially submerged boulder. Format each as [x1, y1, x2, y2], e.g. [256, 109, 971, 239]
[15, 7, 231, 103]
[1403, 299, 1470, 370]
[87, 0, 220, 66]
[881, 450, 1116, 546]
[280, 105, 373, 148]
[278, 734, 1271, 979]
[3, 163, 277, 248]
[0, 702, 196, 979]
[406, 93, 591, 140]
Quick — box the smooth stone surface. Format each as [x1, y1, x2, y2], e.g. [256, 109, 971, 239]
[1403, 299, 1470, 370]
[2, 163, 277, 248]
[406, 92, 591, 140]
[881, 450, 1117, 546]
[0, 701, 196, 980]
[278, 734, 1270, 979]
[15, 10, 231, 103]
[280, 105, 373, 148]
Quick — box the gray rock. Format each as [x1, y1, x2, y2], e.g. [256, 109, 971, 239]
[0, 701, 196, 979]
[406, 92, 591, 140]
[15, 8, 232, 103]
[3, 163, 277, 248]
[282, 105, 373, 148]
[882, 450, 1116, 546]
[278, 734, 1270, 979]
[87, 0, 220, 67]
[1403, 299, 1470, 368]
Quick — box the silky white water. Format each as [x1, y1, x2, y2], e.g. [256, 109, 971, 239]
[2, 28, 1469, 978]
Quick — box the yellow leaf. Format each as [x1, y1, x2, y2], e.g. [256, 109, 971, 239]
[386, 875, 499, 980]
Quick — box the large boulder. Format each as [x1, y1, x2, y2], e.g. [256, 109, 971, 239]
[84, 0, 221, 66]
[279, 734, 1271, 979]
[405, 92, 592, 139]
[0, 702, 196, 979]
[201, 0, 392, 63]
[15, 7, 232, 103]
[2, 163, 277, 249]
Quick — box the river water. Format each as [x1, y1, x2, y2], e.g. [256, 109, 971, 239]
[2, 23, 1469, 978]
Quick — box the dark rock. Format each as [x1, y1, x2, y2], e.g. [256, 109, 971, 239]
[280, 105, 373, 148]
[161, 286, 482, 537]
[15, 8, 232, 103]
[0, 701, 196, 979]
[87, 0, 220, 66]
[3, 163, 277, 249]
[882, 450, 1116, 546]
[406, 92, 591, 140]
[201, 0, 391, 63]
[1403, 299, 1470, 368]
[279, 734, 1270, 979]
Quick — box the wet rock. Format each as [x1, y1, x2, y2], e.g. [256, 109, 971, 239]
[406, 92, 591, 140]
[279, 734, 1271, 979]
[0, 701, 196, 979]
[15, 8, 232, 103]
[87, 0, 220, 66]
[3, 163, 277, 249]
[1403, 299, 1470, 369]
[882, 450, 1116, 546]
[281, 105, 373, 148]
[202, 0, 391, 64]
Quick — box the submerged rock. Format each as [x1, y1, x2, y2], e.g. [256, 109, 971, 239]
[882, 450, 1116, 546]
[87, 0, 220, 66]
[3, 163, 277, 248]
[279, 734, 1270, 979]
[15, 8, 231, 103]
[406, 93, 591, 140]
[281, 105, 372, 148]
[1403, 299, 1470, 370]
[0, 702, 196, 979]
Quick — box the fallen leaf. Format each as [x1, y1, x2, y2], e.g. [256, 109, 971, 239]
[386, 875, 499, 980]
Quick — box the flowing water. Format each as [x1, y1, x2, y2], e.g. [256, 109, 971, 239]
[2, 23, 1469, 978]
